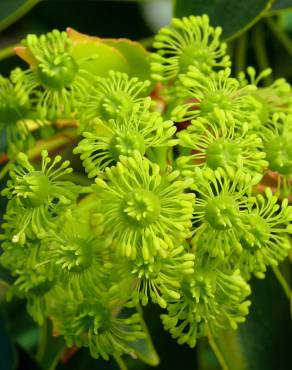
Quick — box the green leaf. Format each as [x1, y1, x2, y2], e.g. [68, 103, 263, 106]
[207, 331, 249, 370]
[128, 305, 159, 367]
[72, 42, 130, 77]
[102, 39, 151, 82]
[206, 269, 291, 370]
[173, 0, 273, 40]
[68, 28, 130, 77]
[0, 0, 41, 32]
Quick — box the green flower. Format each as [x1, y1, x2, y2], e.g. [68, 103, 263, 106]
[120, 245, 195, 308]
[0, 233, 53, 325]
[238, 67, 292, 125]
[236, 188, 292, 279]
[74, 101, 176, 177]
[172, 67, 259, 126]
[191, 168, 253, 261]
[2, 150, 79, 243]
[50, 289, 145, 359]
[177, 110, 267, 180]
[38, 222, 111, 296]
[150, 15, 230, 81]
[261, 113, 292, 196]
[8, 247, 54, 324]
[12, 30, 90, 119]
[0, 73, 41, 156]
[78, 70, 150, 130]
[0, 238, 35, 272]
[92, 151, 194, 260]
[161, 267, 250, 347]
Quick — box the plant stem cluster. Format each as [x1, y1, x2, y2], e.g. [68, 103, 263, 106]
[0, 15, 291, 363]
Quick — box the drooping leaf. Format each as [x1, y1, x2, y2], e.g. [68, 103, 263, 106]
[173, 0, 273, 40]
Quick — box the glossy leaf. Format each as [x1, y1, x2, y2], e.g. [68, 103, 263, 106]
[173, 0, 273, 40]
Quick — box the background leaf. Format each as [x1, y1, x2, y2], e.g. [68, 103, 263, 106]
[0, 318, 18, 370]
[209, 269, 291, 370]
[271, 0, 292, 13]
[173, 0, 273, 40]
[36, 321, 66, 370]
[0, 0, 41, 32]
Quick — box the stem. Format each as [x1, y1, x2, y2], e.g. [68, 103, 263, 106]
[27, 129, 76, 159]
[288, 249, 292, 264]
[207, 326, 230, 370]
[235, 33, 247, 75]
[0, 0, 41, 32]
[36, 320, 48, 362]
[0, 129, 75, 180]
[266, 17, 292, 57]
[0, 161, 13, 180]
[272, 265, 290, 300]
[252, 23, 273, 86]
[0, 43, 18, 61]
[113, 354, 128, 370]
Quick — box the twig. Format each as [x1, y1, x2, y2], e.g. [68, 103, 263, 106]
[252, 23, 273, 86]
[266, 17, 292, 57]
[36, 320, 48, 362]
[113, 354, 128, 370]
[0, 43, 18, 61]
[235, 33, 247, 75]
[0, 160, 13, 180]
[272, 265, 290, 300]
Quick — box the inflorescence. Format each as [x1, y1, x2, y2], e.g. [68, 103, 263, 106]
[0, 15, 291, 363]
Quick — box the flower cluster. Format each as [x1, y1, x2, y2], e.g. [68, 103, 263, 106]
[0, 14, 291, 365]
